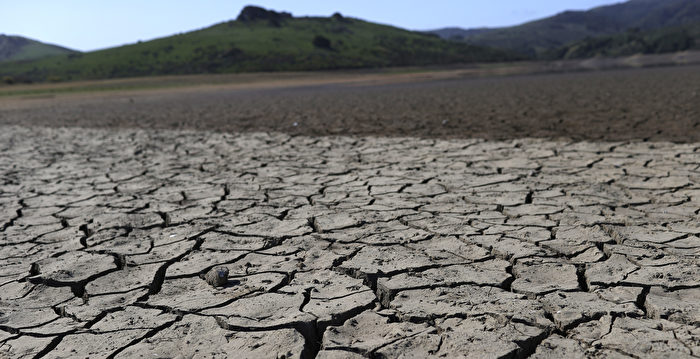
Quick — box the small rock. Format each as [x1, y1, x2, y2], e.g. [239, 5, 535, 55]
[205, 266, 230, 287]
[29, 263, 41, 276]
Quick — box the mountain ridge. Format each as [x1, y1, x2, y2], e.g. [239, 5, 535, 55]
[0, 34, 77, 63]
[428, 0, 700, 57]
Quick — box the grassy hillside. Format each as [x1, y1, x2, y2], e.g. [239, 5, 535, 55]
[550, 23, 700, 59]
[429, 27, 493, 41]
[0, 35, 77, 63]
[430, 0, 700, 57]
[0, 7, 516, 83]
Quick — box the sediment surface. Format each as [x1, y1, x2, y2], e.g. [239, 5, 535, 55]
[1, 65, 699, 142]
[1, 124, 698, 358]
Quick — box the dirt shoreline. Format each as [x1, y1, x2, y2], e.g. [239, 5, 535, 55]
[1, 64, 699, 143]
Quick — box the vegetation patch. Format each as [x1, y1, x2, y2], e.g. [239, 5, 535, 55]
[0, 7, 517, 83]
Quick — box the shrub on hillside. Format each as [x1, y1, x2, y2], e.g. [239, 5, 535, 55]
[313, 35, 332, 49]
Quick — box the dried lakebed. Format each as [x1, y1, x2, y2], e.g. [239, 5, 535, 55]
[0, 125, 698, 358]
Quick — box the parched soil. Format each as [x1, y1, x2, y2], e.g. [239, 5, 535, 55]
[1, 125, 699, 358]
[0, 64, 699, 358]
[0, 64, 699, 142]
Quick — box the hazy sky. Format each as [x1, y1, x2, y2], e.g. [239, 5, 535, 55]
[3, 0, 623, 52]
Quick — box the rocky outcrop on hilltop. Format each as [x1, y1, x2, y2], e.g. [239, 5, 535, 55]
[236, 5, 292, 24]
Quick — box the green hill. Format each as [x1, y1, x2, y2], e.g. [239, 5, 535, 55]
[550, 23, 700, 60]
[0, 6, 516, 83]
[0, 35, 77, 63]
[429, 27, 493, 41]
[430, 0, 700, 57]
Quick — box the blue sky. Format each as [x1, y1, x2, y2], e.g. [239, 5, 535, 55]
[3, 0, 623, 51]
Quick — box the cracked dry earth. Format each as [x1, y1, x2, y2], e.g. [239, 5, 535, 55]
[0, 124, 699, 359]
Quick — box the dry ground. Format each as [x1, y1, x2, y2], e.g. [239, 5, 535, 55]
[1, 64, 699, 142]
[0, 64, 699, 358]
